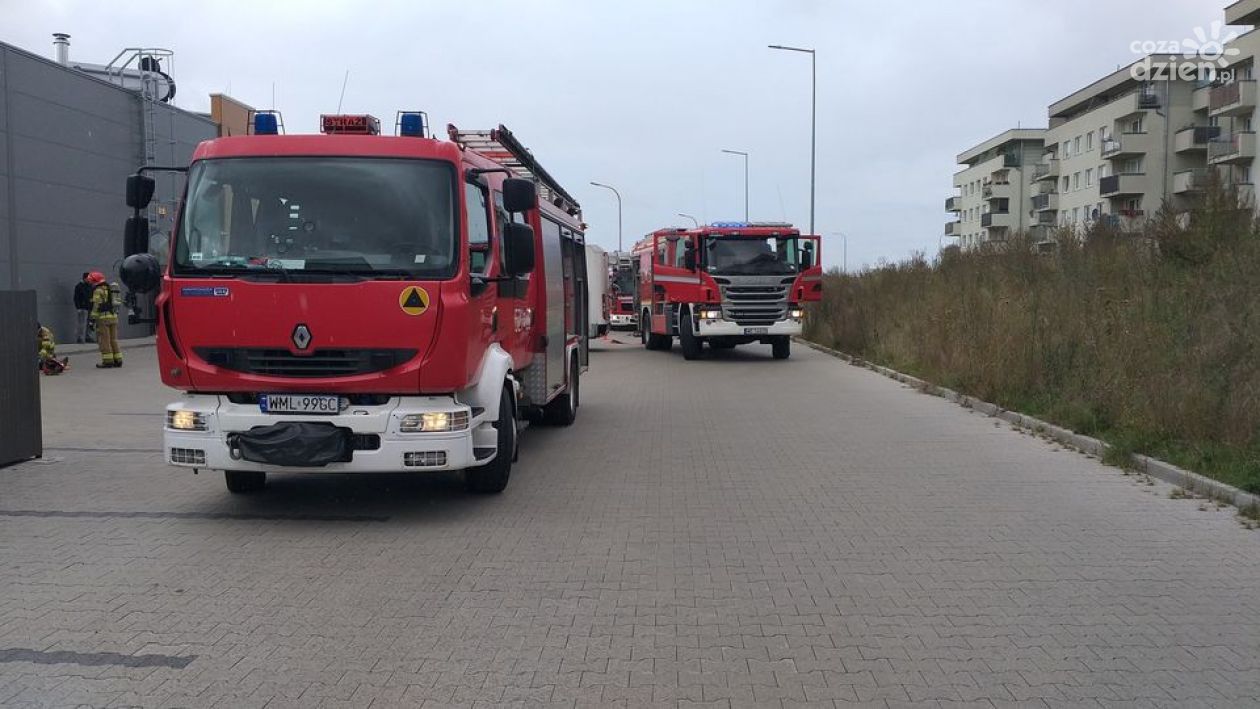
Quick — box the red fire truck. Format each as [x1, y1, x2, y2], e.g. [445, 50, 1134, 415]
[632, 222, 821, 360]
[119, 113, 589, 494]
[608, 251, 637, 329]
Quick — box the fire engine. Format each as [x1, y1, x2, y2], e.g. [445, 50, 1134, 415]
[632, 222, 821, 360]
[118, 112, 589, 495]
[608, 251, 637, 329]
[584, 244, 609, 337]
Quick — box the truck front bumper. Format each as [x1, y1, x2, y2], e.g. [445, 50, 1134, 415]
[695, 317, 802, 338]
[609, 313, 637, 327]
[163, 394, 496, 474]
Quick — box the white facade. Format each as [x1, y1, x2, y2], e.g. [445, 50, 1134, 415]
[947, 129, 1045, 250]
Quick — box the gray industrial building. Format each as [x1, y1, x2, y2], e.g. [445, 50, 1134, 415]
[0, 37, 219, 342]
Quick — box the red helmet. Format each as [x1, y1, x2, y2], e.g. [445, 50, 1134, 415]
[86, 271, 106, 285]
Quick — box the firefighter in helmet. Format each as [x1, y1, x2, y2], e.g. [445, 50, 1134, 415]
[87, 271, 122, 368]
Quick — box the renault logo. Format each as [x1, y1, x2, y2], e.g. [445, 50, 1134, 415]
[292, 324, 312, 350]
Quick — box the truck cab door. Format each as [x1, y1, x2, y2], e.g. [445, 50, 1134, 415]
[464, 182, 498, 347]
[492, 191, 532, 369]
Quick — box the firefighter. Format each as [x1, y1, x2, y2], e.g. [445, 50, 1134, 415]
[36, 322, 69, 375]
[87, 271, 122, 368]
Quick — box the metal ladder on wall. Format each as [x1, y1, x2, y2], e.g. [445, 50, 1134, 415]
[102, 49, 178, 226]
[447, 124, 582, 218]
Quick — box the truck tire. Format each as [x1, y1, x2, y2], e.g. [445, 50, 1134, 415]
[640, 311, 651, 348]
[225, 470, 265, 494]
[679, 308, 702, 360]
[464, 386, 515, 494]
[772, 337, 791, 360]
[543, 356, 579, 426]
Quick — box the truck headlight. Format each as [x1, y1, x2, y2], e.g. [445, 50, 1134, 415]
[789, 308, 804, 319]
[698, 308, 721, 319]
[400, 411, 470, 433]
[167, 410, 207, 431]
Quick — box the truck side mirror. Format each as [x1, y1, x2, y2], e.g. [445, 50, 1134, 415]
[126, 173, 156, 210]
[683, 244, 697, 271]
[125, 216, 150, 256]
[502, 178, 537, 213]
[503, 222, 535, 276]
[801, 242, 815, 268]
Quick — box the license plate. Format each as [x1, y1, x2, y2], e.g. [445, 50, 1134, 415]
[743, 327, 769, 335]
[260, 394, 342, 414]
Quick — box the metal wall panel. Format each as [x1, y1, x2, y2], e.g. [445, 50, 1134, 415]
[0, 42, 216, 343]
[0, 290, 41, 466]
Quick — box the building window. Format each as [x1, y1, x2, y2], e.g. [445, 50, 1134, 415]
[1072, 207, 1080, 223]
[1073, 172, 1081, 190]
[1085, 131, 1093, 151]
[1128, 117, 1143, 133]
[1243, 165, 1253, 184]
[1062, 141, 1071, 158]
[1062, 176, 1070, 192]
[1085, 168, 1093, 187]
[1074, 136, 1082, 154]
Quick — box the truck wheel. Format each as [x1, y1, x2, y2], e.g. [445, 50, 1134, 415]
[772, 337, 791, 360]
[640, 312, 651, 348]
[543, 356, 579, 426]
[225, 470, 265, 494]
[464, 386, 515, 494]
[679, 309, 702, 360]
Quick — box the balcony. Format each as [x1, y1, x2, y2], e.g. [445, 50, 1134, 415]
[1119, 88, 1162, 116]
[1175, 125, 1222, 153]
[1209, 80, 1257, 117]
[1101, 132, 1152, 159]
[980, 211, 1012, 229]
[1226, 0, 1260, 25]
[983, 181, 1012, 200]
[945, 220, 961, 236]
[1034, 211, 1057, 225]
[1193, 84, 1210, 112]
[1173, 168, 1211, 194]
[1208, 131, 1257, 163]
[1031, 193, 1059, 211]
[1030, 160, 1059, 181]
[1099, 173, 1148, 197]
[945, 195, 962, 212]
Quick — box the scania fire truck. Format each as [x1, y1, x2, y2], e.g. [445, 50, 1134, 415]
[608, 251, 637, 329]
[119, 113, 589, 494]
[633, 222, 821, 360]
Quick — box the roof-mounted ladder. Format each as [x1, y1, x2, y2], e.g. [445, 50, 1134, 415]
[447, 123, 581, 217]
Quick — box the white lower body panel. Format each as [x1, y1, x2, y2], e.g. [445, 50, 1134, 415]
[695, 317, 802, 338]
[163, 394, 494, 474]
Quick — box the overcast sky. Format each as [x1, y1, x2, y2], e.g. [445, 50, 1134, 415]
[3, 0, 1231, 270]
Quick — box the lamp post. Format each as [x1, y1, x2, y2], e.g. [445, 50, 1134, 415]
[768, 44, 816, 236]
[678, 213, 699, 227]
[720, 149, 749, 222]
[589, 181, 622, 252]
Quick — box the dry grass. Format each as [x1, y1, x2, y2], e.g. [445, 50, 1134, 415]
[806, 186, 1260, 493]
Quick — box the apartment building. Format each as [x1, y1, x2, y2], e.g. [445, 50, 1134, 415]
[1022, 56, 1211, 244]
[947, 129, 1045, 249]
[1215, 1, 1260, 203]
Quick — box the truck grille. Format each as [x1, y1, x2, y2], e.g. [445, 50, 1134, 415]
[195, 348, 417, 378]
[714, 276, 794, 326]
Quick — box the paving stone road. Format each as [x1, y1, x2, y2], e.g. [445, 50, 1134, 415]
[1, 338, 1258, 708]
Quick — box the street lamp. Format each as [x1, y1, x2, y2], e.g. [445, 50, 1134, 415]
[720, 149, 749, 222]
[768, 44, 816, 236]
[678, 213, 699, 227]
[590, 181, 622, 252]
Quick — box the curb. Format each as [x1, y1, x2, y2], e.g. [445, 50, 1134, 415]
[59, 336, 157, 355]
[797, 337, 1260, 512]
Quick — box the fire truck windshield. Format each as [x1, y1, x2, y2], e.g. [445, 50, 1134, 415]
[704, 236, 799, 276]
[611, 268, 635, 294]
[174, 157, 456, 279]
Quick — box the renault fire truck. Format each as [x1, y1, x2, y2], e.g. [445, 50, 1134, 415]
[119, 113, 589, 495]
[608, 251, 637, 329]
[633, 222, 821, 360]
